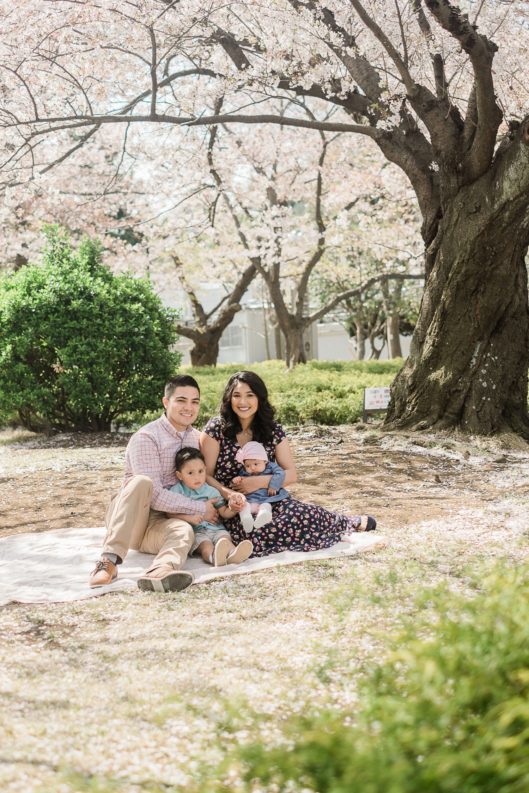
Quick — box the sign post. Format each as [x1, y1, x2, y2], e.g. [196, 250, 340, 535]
[362, 387, 391, 422]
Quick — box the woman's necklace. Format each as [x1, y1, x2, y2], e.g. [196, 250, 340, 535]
[239, 427, 252, 440]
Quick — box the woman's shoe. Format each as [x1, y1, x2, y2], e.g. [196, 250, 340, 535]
[352, 515, 377, 532]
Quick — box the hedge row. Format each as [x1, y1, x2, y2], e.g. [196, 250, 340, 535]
[187, 359, 401, 428]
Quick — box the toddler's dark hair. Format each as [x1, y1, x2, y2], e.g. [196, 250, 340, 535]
[174, 446, 205, 471]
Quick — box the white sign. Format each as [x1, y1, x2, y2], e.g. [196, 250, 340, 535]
[363, 387, 391, 411]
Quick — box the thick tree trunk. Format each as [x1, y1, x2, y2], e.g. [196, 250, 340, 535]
[369, 335, 384, 360]
[355, 323, 366, 360]
[274, 325, 283, 360]
[189, 333, 221, 367]
[387, 315, 402, 358]
[386, 164, 529, 435]
[285, 327, 307, 369]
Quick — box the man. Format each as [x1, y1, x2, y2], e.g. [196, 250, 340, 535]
[89, 374, 219, 593]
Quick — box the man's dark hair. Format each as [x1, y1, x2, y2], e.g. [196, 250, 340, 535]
[174, 446, 205, 472]
[164, 374, 200, 399]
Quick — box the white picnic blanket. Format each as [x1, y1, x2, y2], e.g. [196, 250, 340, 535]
[0, 527, 385, 606]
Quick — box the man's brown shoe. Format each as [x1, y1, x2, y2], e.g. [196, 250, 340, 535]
[137, 567, 193, 593]
[89, 558, 118, 587]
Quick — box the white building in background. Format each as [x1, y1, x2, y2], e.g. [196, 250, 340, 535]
[159, 280, 411, 365]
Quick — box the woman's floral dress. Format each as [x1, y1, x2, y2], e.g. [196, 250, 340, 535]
[204, 416, 358, 556]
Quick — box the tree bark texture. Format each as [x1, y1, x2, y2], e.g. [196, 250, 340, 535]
[387, 127, 529, 435]
[189, 332, 221, 367]
[355, 323, 366, 361]
[284, 326, 308, 369]
[387, 315, 402, 358]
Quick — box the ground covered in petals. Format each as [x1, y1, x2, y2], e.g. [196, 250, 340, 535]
[1, 425, 529, 792]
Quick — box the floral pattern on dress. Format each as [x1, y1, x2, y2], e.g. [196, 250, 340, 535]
[204, 416, 357, 557]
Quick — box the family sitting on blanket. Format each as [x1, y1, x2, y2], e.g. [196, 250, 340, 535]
[89, 371, 376, 593]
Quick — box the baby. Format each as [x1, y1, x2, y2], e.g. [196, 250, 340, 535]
[232, 441, 377, 537]
[232, 441, 290, 534]
[169, 447, 253, 567]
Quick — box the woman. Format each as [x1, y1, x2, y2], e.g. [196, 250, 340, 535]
[201, 370, 375, 556]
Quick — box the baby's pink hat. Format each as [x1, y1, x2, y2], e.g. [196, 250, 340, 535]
[235, 441, 268, 464]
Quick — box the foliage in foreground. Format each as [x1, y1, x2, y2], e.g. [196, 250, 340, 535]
[211, 565, 529, 793]
[0, 227, 180, 432]
[187, 359, 401, 428]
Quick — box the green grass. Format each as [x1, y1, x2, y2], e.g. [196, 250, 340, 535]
[204, 563, 529, 793]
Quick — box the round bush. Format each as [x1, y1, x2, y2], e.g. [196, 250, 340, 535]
[0, 227, 181, 432]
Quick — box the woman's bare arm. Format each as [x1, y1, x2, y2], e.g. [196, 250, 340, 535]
[230, 474, 271, 494]
[200, 431, 238, 500]
[274, 438, 297, 485]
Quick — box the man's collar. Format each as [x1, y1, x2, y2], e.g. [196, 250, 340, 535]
[160, 413, 193, 438]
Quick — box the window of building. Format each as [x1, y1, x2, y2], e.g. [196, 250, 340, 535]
[220, 325, 244, 349]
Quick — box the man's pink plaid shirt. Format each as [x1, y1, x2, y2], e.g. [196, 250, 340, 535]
[123, 414, 205, 516]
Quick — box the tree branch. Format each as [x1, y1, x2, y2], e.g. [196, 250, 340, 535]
[307, 272, 424, 324]
[287, 0, 383, 105]
[39, 124, 101, 175]
[424, 0, 502, 180]
[349, 0, 461, 155]
[172, 255, 208, 325]
[4, 112, 377, 136]
[148, 26, 158, 117]
[296, 131, 328, 318]
[212, 26, 252, 70]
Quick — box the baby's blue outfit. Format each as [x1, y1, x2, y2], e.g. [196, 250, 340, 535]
[169, 481, 225, 532]
[239, 461, 290, 504]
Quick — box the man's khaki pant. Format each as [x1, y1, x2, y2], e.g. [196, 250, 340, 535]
[103, 475, 194, 575]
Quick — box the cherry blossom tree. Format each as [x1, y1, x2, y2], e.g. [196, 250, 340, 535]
[320, 269, 422, 360]
[203, 102, 422, 367]
[317, 175, 423, 359]
[1, 0, 529, 432]
[171, 254, 257, 366]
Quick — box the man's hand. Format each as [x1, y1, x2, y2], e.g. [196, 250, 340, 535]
[204, 499, 220, 523]
[268, 487, 278, 496]
[166, 511, 203, 526]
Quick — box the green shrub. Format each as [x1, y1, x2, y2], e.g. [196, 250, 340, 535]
[214, 565, 529, 792]
[0, 226, 180, 432]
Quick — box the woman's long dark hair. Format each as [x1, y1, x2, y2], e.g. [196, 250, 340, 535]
[220, 371, 276, 442]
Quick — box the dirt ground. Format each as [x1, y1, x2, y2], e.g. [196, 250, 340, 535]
[1, 422, 528, 537]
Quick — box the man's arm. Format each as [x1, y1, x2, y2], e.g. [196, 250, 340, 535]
[126, 432, 207, 516]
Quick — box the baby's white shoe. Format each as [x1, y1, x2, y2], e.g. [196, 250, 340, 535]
[240, 508, 254, 534]
[253, 503, 273, 529]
